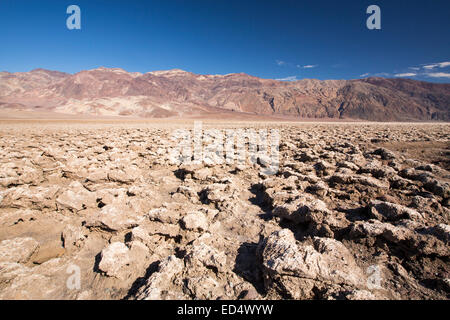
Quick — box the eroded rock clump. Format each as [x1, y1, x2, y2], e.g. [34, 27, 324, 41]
[0, 122, 448, 300]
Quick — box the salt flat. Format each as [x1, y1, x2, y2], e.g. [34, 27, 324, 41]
[0, 120, 448, 299]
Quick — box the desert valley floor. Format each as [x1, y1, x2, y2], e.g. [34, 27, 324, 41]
[0, 120, 449, 300]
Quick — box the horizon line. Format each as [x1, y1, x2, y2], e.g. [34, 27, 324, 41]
[1, 66, 449, 84]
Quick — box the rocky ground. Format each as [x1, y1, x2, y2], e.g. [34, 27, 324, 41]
[0, 120, 449, 300]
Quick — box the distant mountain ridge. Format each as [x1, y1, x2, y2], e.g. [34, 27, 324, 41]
[0, 67, 449, 121]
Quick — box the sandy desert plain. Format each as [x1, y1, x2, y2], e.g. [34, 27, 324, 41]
[0, 117, 449, 300]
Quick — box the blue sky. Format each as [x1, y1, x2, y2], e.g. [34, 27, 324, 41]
[0, 0, 449, 82]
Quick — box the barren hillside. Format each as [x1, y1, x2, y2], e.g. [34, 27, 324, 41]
[1, 68, 449, 121]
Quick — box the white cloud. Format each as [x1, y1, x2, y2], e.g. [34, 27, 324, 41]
[360, 73, 370, 77]
[277, 61, 318, 69]
[423, 61, 450, 69]
[275, 76, 298, 81]
[299, 65, 317, 69]
[425, 72, 450, 78]
[394, 73, 416, 77]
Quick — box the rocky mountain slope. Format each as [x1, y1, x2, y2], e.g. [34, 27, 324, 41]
[0, 68, 449, 121]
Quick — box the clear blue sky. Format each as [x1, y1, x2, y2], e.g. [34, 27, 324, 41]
[1, 0, 449, 82]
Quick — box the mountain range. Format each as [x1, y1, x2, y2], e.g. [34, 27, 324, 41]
[0, 67, 449, 121]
